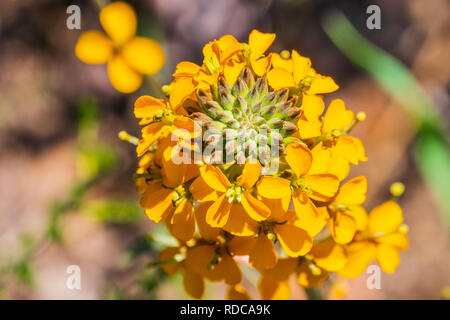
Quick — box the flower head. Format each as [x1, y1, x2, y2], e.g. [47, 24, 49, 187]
[75, 2, 165, 93]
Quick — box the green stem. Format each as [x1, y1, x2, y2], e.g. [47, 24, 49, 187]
[305, 287, 324, 300]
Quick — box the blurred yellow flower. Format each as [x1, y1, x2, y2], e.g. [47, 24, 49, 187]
[75, 1, 165, 93]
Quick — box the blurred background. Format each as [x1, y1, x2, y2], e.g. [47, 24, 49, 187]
[0, 0, 448, 299]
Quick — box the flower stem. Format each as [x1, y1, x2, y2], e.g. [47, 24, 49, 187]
[305, 287, 323, 300]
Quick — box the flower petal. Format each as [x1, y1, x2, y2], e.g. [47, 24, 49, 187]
[297, 262, 328, 288]
[248, 30, 275, 60]
[75, 31, 114, 64]
[334, 176, 367, 205]
[134, 95, 166, 119]
[308, 75, 339, 95]
[338, 241, 376, 278]
[301, 94, 325, 121]
[240, 192, 271, 221]
[376, 244, 400, 273]
[206, 193, 232, 228]
[292, 50, 311, 83]
[227, 284, 251, 300]
[259, 278, 290, 300]
[237, 161, 261, 189]
[329, 211, 357, 244]
[376, 232, 409, 250]
[189, 176, 218, 202]
[249, 235, 278, 270]
[306, 174, 340, 201]
[99, 1, 136, 46]
[107, 55, 143, 93]
[223, 203, 259, 236]
[322, 99, 354, 133]
[285, 142, 312, 177]
[267, 68, 296, 90]
[183, 270, 204, 299]
[274, 224, 313, 257]
[200, 165, 231, 193]
[194, 202, 221, 242]
[310, 241, 347, 272]
[122, 37, 165, 75]
[170, 199, 195, 242]
[261, 258, 298, 282]
[368, 200, 403, 235]
[140, 182, 175, 223]
[291, 189, 327, 236]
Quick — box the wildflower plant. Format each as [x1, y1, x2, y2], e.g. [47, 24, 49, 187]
[75, 2, 165, 93]
[122, 30, 409, 299]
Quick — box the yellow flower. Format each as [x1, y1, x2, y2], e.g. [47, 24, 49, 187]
[75, 2, 164, 93]
[128, 29, 406, 299]
[338, 200, 409, 277]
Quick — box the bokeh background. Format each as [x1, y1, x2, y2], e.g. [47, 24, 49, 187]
[0, 0, 449, 299]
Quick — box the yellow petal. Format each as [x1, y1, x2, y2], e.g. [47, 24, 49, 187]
[134, 95, 165, 119]
[329, 211, 357, 244]
[297, 262, 328, 288]
[169, 77, 196, 109]
[267, 68, 296, 90]
[189, 176, 218, 202]
[332, 136, 367, 165]
[346, 205, 368, 231]
[141, 186, 174, 223]
[158, 247, 180, 275]
[261, 258, 298, 282]
[259, 278, 290, 300]
[237, 161, 261, 189]
[121, 37, 164, 75]
[170, 199, 195, 242]
[227, 236, 257, 256]
[334, 176, 367, 205]
[338, 241, 376, 278]
[274, 224, 313, 257]
[107, 55, 143, 93]
[376, 232, 409, 250]
[99, 1, 136, 46]
[240, 192, 271, 221]
[214, 253, 242, 285]
[256, 176, 291, 200]
[291, 190, 327, 236]
[310, 241, 347, 272]
[308, 75, 339, 95]
[173, 61, 201, 78]
[271, 53, 293, 72]
[227, 284, 250, 300]
[249, 29, 275, 60]
[322, 99, 354, 133]
[297, 118, 322, 139]
[200, 165, 231, 193]
[368, 200, 403, 235]
[206, 193, 232, 228]
[260, 197, 286, 222]
[252, 55, 272, 77]
[305, 174, 340, 201]
[285, 142, 312, 177]
[249, 235, 278, 270]
[301, 94, 325, 121]
[194, 202, 220, 242]
[223, 61, 245, 86]
[292, 50, 311, 83]
[376, 244, 400, 273]
[309, 143, 331, 175]
[328, 153, 350, 181]
[224, 203, 259, 236]
[183, 270, 204, 299]
[75, 31, 114, 64]
[185, 245, 216, 277]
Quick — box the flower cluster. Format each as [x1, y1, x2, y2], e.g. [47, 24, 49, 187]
[75, 2, 165, 93]
[131, 30, 408, 299]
